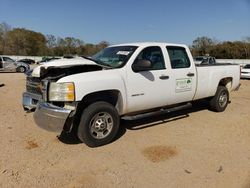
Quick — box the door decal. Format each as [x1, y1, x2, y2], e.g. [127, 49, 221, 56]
[175, 78, 192, 92]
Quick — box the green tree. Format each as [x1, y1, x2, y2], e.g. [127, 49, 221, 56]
[192, 36, 215, 56]
[5, 28, 47, 55]
[0, 22, 11, 54]
[46, 34, 57, 55]
[243, 37, 250, 58]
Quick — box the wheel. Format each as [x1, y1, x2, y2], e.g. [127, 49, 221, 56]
[209, 86, 229, 112]
[17, 66, 26, 73]
[77, 101, 120, 147]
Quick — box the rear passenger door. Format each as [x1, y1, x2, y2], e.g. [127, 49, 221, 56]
[166, 46, 197, 104]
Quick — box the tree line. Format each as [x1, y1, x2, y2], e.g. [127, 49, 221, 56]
[0, 22, 109, 57]
[191, 36, 250, 59]
[1, 22, 250, 59]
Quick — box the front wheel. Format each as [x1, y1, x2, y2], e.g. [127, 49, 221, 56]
[209, 86, 229, 112]
[77, 101, 120, 147]
[17, 66, 26, 73]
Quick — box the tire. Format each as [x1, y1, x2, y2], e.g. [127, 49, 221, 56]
[209, 86, 229, 112]
[77, 101, 120, 147]
[17, 66, 26, 73]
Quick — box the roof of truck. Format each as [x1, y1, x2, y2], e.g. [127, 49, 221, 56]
[110, 42, 187, 48]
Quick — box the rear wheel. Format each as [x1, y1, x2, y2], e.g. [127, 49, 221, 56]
[209, 86, 229, 112]
[77, 101, 120, 147]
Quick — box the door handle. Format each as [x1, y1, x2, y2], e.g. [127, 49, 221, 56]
[187, 73, 195, 77]
[159, 75, 169, 80]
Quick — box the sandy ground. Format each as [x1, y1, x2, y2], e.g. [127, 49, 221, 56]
[0, 73, 250, 188]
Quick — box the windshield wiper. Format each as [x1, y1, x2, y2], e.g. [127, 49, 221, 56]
[81, 56, 113, 68]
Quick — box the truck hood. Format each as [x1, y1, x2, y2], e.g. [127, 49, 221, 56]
[31, 57, 104, 79]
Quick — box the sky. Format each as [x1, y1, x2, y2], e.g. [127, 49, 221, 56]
[0, 0, 249, 45]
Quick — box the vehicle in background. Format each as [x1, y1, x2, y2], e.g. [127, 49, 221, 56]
[241, 64, 250, 79]
[0, 56, 30, 73]
[194, 56, 216, 65]
[18, 58, 36, 64]
[194, 56, 205, 64]
[36, 57, 61, 65]
[63, 55, 75, 59]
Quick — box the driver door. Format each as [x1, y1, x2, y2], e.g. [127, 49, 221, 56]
[3, 57, 16, 71]
[126, 46, 172, 113]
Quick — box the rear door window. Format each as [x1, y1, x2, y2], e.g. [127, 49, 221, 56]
[166, 46, 190, 69]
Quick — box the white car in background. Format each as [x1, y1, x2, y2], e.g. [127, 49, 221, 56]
[0, 56, 30, 73]
[241, 64, 250, 79]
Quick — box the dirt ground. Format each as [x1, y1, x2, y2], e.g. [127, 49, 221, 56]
[0, 73, 250, 188]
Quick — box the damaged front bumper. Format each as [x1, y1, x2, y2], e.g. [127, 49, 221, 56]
[22, 92, 42, 111]
[22, 93, 76, 133]
[33, 102, 75, 133]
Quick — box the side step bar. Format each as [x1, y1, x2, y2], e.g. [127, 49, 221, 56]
[122, 103, 192, 121]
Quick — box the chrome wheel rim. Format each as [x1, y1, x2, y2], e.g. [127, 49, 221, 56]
[19, 67, 25, 72]
[219, 91, 228, 108]
[90, 112, 113, 139]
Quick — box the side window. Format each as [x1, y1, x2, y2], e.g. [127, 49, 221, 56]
[3, 57, 15, 63]
[166, 46, 190, 69]
[134, 46, 165, 70]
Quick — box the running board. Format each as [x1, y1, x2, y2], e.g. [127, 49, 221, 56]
[122, 103, 192, 121]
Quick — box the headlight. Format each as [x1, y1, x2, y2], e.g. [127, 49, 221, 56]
[49, 82, 75, 101]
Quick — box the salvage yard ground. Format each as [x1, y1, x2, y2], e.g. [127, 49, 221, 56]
[0, 73, 250, 188]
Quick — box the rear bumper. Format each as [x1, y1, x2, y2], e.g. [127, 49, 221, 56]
[33, 102, 74, 133]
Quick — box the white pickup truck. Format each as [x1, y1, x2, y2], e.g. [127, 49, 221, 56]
[22, 42, 241, 147]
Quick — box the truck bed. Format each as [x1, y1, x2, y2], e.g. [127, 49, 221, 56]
[194, 64, 240, 100]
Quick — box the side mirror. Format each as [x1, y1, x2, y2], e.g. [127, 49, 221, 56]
[132, 60, 151, 72]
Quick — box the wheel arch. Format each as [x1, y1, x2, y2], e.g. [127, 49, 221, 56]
[71, 90, 123, 133]
[79, 90, 123, 114]
[218, 77, 232, 91]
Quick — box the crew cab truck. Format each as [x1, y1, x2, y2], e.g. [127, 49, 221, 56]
[22, 42, 241, 147]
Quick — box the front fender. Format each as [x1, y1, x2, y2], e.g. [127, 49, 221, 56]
[57, 69, 127, 112]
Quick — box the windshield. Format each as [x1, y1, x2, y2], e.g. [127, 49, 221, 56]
[92, 46, 138, 68]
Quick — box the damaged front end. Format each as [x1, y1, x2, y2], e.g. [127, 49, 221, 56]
[22, 63, 103, 132]
[23, 76, 43, 111]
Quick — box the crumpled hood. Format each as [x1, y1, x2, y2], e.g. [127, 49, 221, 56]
[32, 57, 98, 77]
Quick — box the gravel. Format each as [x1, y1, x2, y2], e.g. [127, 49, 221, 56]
[0, 73, 250, 188]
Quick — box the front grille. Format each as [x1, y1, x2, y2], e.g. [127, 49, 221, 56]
[26, 85, 42, 95]
[26, 76, 43, 96]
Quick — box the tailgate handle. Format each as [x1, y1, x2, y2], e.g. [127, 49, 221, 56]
[187, 73, 195, 77]
[159, 75, 169, 80]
